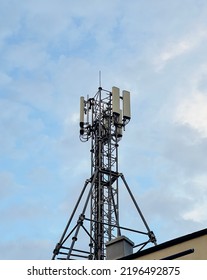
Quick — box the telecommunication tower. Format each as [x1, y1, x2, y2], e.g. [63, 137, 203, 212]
[52, 84, 156, 260]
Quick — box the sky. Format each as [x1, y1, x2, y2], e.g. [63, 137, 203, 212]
[0, 0, 207, 259]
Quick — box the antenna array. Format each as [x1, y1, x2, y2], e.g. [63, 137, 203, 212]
[79, 86, 130, 143]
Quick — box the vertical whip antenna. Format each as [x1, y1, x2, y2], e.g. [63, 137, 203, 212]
[99, 70, 102, 88]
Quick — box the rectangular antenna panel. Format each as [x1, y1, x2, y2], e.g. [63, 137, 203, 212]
[112, 87, 120, 115]
[123, 90, 131, 119]
[80, 96, 85, 127]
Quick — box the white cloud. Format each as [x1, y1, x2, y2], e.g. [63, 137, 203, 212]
[182, 175, 207, 223]
[160, 41, 190, 61]
[183, 204, 207, 223]
[174, 92, 207, 138]
[154, 29, 207, 71]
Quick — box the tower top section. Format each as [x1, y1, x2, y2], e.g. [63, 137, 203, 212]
[79, 87, 131, 142]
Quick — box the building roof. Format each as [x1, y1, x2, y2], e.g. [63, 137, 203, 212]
[120, 228, 207, 260]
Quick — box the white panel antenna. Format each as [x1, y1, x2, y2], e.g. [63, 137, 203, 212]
[112, 87, 120, 115]
[80, 96, 85, 127]
[123, 90, 131, 120]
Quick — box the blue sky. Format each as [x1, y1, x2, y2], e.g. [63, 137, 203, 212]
[1, 0, 207, 259]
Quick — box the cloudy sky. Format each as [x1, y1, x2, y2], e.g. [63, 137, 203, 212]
[1, 0, 207, 259]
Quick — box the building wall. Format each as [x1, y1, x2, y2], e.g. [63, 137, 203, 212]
[134, 235, 207, 260]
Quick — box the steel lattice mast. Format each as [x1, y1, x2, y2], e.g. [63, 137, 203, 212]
[52, 85, 156, 260]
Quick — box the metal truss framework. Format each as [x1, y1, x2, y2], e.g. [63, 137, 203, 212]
[52, 87, 157, 260]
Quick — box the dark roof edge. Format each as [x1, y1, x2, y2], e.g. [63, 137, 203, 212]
[120, 228, 207, 260]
